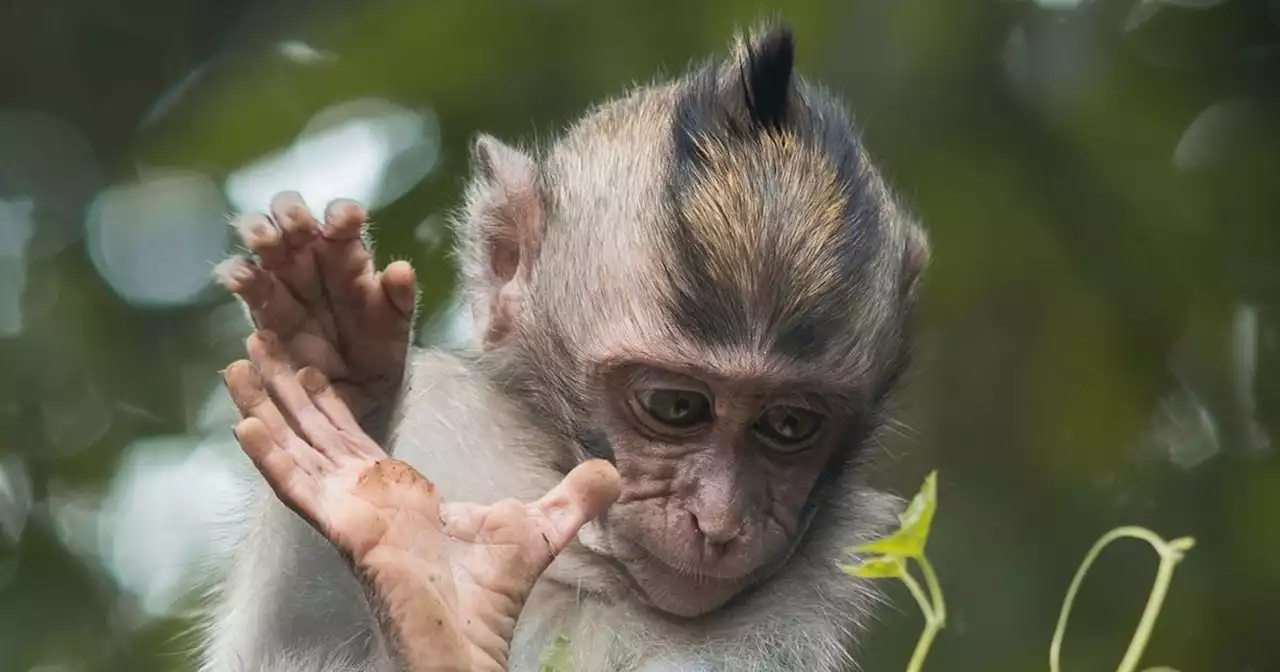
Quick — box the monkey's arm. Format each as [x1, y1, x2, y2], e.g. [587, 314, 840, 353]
[217, 192, 417, 447]
[199, 490, 398, 672]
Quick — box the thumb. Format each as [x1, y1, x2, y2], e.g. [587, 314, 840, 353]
[531, 459, 621, 554]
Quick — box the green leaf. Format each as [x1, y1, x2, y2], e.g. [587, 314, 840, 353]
[539, 634, 574, 672]
[896, 470, 939, 548]
[837, 555, 904, 579]
[849, 534, 920, 558]
[849, 471, 939, 559]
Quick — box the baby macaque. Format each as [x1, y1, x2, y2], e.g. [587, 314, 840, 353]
[206, 22, 929, 672]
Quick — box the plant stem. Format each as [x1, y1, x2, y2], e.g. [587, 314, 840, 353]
[1117, 537, 1190, 672]
[1049, 526, 1193, 672]
[898, 562, 935, 622]
[906, 610, 943, 672]
[900, 561, 942, 672]
[918, 555, 947, 624]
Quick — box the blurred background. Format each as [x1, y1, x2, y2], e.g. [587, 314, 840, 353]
[1, 0, 1278, 670]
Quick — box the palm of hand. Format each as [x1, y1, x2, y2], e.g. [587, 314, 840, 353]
[315, 456, 571, 669]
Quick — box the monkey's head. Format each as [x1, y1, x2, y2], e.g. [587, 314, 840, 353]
[456, 24, 929, 618]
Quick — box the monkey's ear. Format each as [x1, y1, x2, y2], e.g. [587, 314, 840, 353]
[726, 23, 796, 132]
[459, 133, 544, 347]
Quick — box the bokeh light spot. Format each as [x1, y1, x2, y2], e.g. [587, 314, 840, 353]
[96, 429, 248, 618]
[85, 168, 230, 308]
[277, 40, 337, 65]
[0, 454, 32, 547]
[1144, 385, 1221, 469]
[1174, 98, 1270, 170]
[0, 110, 103, 259]
[225, 98, 440, 215]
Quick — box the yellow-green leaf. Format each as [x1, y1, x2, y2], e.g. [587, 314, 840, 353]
[837, 555, 903, 579]
[847, 471, 939, 560]
[850, 533, 920, 558]
[895, 470, 938, 550]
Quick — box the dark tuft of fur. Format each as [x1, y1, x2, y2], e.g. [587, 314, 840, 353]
[662, 27, 895, 358]
[741, 25, 795, 131]
[670, 22, 799, 168]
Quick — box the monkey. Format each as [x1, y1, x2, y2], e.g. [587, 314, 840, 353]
[204, 22, 930, 672]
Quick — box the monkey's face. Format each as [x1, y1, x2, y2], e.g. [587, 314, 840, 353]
[586, 357, 860, 617]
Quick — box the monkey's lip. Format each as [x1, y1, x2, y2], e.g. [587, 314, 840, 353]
[646, 555, 753, 582]
[615, 533, 757, 582]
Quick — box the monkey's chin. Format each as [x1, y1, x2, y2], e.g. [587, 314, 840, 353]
[625, 558, 751, 618]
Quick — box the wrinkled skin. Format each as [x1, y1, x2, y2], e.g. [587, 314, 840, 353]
[219, 194, 621, 670]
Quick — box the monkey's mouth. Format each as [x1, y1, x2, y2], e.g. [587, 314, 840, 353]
[614, 532, 759, 583]
[608, 540, 766, 618]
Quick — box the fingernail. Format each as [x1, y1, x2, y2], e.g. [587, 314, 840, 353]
[298, 367, 327, 393]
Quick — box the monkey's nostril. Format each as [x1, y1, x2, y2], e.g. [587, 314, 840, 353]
[689, 510, 742, 549]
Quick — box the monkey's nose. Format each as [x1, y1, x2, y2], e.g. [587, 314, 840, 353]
[689, 510, 743, 551]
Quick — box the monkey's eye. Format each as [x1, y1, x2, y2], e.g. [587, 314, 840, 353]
[754, 405, 824, 449]
[634, 389, 713, 429]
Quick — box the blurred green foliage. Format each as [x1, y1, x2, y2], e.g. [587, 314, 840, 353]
[1, 0, 1279, 670]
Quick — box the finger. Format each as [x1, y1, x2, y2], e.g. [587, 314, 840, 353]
[224, 359, 293, 439]
[234, 417, 321, 525]
[322, 198, 367, 242]
[530, 460, 622, 553]
[315, 199, 377, 306]
[214, 256, 264, 302]
[215, 257, 308, 334]
[224, 360, 331, 475]
[314, 201, 413, 380]
[380, 261, 417, 317]
[264, 192, 328, 317]
[298, 366, 388, 460]
[280, 332, 350, 379]
[270, 191, 320, 250]
[232, 212, 289, 269]
[438, 502, 486, 542]
[247, 331, 342, 459]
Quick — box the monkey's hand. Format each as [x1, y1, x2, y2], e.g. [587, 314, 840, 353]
[218, 192, 416, 444]
[224, 332, 620, 672]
